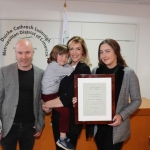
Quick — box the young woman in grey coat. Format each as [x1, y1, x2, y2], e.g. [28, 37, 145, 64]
[92, 39, 141, 150]
[73, 38, 141, 150]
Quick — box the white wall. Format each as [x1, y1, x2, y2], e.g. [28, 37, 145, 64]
[0, 0, 150, 99]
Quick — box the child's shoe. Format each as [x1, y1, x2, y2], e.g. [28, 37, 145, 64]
[56, 137, 74, 150]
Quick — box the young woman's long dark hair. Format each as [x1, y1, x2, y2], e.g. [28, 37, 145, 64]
[98, 39, 127, 67]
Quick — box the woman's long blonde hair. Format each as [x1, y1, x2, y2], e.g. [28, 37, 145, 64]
[67, 36, 92, 67]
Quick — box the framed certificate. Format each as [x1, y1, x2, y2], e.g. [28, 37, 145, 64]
[74, 74, 115, 124]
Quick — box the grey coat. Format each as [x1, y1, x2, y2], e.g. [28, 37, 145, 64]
[92, 66, 142, 144]
[0, 63, 45, 138]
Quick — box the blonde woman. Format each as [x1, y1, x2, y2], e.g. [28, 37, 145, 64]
[42, 36, 91, 150]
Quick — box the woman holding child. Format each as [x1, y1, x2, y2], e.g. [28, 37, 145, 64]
[42, 36, 91, 150]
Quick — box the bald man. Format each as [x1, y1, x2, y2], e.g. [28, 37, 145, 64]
[0, 39, 44, 150]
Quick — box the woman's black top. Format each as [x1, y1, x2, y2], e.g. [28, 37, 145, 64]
[96, 65, 124, 105]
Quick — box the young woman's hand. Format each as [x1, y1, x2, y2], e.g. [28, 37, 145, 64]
[72, 97, 77, 107]
[108, 114, 122, 126]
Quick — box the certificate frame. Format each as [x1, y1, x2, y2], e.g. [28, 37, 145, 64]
[74, 74, 115, 124]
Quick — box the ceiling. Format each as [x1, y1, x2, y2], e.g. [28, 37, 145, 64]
[0, 0, 150, 5]
[62, 0, 150, 5]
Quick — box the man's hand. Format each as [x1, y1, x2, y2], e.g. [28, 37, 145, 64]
[33, 126, 42, 137]
[34, 131, 41, 137]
